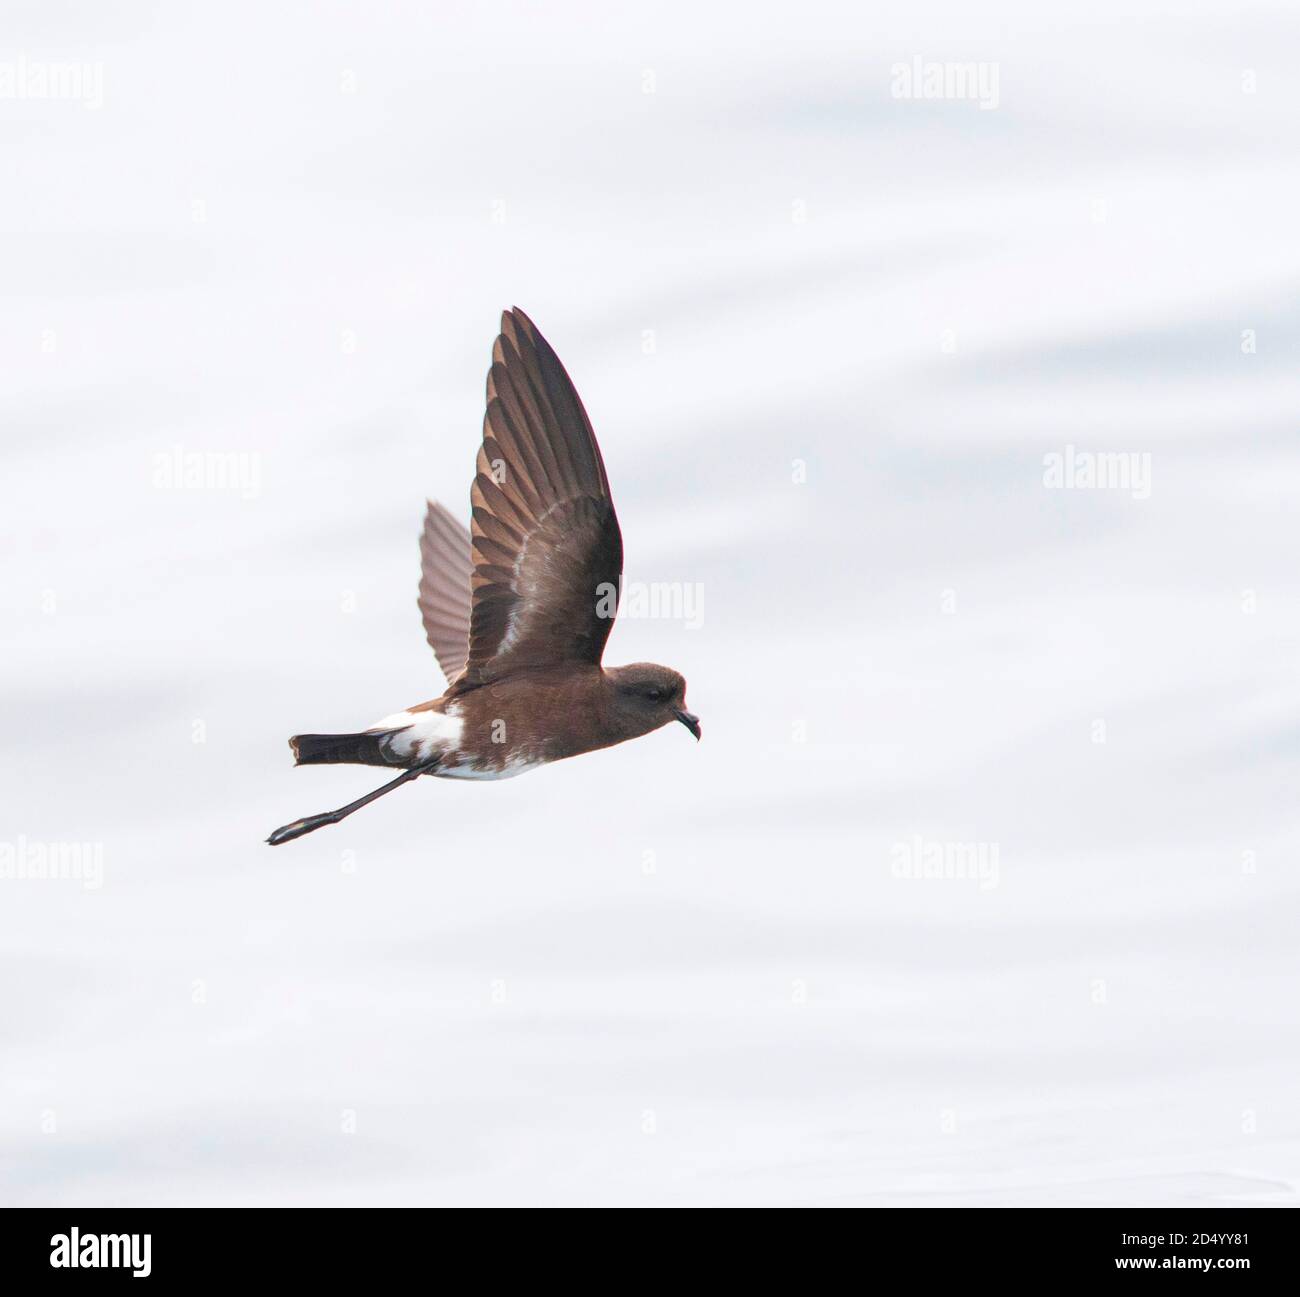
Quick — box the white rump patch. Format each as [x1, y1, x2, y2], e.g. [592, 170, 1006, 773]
[369, 706, 464, 762]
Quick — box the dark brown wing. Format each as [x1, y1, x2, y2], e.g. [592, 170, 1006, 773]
[417, 500, 472, 683]
[454, 308, 623, 690]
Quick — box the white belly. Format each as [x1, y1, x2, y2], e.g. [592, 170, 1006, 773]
[434, 756, 546, 781]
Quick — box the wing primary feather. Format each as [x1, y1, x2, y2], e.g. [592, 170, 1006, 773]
[455, 309, 624, 688]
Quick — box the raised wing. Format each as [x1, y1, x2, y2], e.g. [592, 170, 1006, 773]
[417, 500, 472, 684]
[455, 308, 623, 690]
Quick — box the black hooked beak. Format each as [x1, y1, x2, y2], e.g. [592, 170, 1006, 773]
[674, 709, 701, 741]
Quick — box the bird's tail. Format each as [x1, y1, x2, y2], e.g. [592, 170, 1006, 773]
[289, 730, 404, 768]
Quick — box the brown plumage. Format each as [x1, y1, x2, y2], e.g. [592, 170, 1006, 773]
[416, 500, 471, 684]
[268, 308, 699, 845]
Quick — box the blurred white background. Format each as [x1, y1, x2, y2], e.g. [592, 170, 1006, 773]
[2, 0, 1298, 1206]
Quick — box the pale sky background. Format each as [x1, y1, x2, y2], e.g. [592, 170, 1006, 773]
[2, 0, 1298, 1206]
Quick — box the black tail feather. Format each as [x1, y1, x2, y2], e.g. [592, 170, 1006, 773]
[289, 730, 404, 768]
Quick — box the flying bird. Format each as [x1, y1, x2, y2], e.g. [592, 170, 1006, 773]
[267, 308, 700, 845]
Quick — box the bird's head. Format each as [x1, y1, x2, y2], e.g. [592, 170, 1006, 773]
[605, 663, 701, 742]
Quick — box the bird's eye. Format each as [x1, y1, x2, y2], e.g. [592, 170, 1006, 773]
[645, 687, 663, 702]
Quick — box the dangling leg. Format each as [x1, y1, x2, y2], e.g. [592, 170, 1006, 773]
[266, 761, 437, 846]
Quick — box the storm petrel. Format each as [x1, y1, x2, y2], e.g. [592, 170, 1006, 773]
[267, 308, 700, 845]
